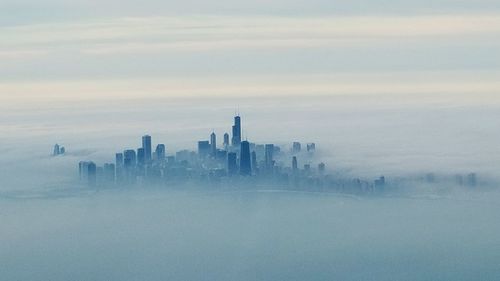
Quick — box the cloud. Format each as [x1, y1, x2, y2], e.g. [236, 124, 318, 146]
[2, 14, 500, 57]
[1, 71, 499, 103]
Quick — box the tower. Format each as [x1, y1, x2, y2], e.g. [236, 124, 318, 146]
[79, 161, 96, 186]
[198, 141, 210, 158]
[115, 153, 124, 182]
[137, 148, 145, 165]
[265, 144, 274, 171]
[227, 152, 238, 176]
[142, 135, 152, 163]
[210, 132, 217, 157]
[239, 141, 251, 176]
[155, 144, 166, 161]
[53, 144, 60, 156]
[223, 133, 230, 148]
[123, 149, 137, 167]
[251, 151, 257, 172]
[292, 142, 301, 154]
[123, 149, 137, 184]
[231, 115, 241, 147]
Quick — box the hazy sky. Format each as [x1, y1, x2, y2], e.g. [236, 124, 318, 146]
[1, 0, 499, 103]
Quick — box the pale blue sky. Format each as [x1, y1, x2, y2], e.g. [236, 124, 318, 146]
[2, 0, 500, 25]
[0, 1, 499, 102]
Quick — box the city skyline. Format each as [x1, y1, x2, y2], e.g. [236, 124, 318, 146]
[76, 113, 481, 193]
[78, 114, 325, 187]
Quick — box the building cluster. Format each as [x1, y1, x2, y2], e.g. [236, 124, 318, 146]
[77, 115, 481, 193]
[78, 115, 346, 190]
[53, 144, 65, 156]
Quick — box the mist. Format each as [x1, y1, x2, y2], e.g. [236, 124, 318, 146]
[2, 0, 500, 277]
[1, 94, 500, 280]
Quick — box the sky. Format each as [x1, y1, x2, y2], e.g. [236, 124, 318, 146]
[1, 0, 500, 103]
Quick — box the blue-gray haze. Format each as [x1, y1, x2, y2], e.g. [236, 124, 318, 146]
[1, 0, 500, 280]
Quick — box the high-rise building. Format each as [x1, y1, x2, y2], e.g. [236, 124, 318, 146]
[53, 144, 60, 156]
[292, 156, 298, 171]
[115, 153, 124, 182]
[231, 115, 241, 147]
[88, 162, 97, 186]
[251, 151, 257, 172]
[265, 144, 274, 171]
[137, 148, 145, 165]
[307, 143, 316, 152]
[123, 149, 137, 168]
[223, 133, 230, 148]
[216, 149, 228, 161]
[103, 163, 115, 183]
[155, 144, 166, 161]
[292, 142, 301, 154]
[176, 150, 192, 163]
[142, 135, 152, 163]
[198, 141, 211, 158]
[123, 149, 137, 184]
[227, 152, 238, 176]
[115, 153, 124, 167]
[239, 141, 251, 176]
[210, 132, 217, 157]
[79, 161, 96, 186]
[78, 161, 85, 181]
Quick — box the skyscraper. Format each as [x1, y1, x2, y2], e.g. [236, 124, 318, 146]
[231, 115, 241, 147]
[265, 144, 274, 171]
[198, 141, 210, 158]
[137, 148, 145, 165]
[123, 149, 137, 184]
[239, 141, 251, 176]
[103, 163, 116, 183]
[53, 144, 60, 156]
[115, 153, 124, 167]
[210, 132, 217, 157]
[79, 161, 96, 186]
[223, 133, 230, 148]
[292, 142, 301, 154]
[292, 156, 298, 171]
[115, 153, 124, 183]
[227, 152, 238, 176]
[88, 162, 97, 186]
[155, 144, 166, 161]
[251, 151, 257, 172]
[123, 149, 137, 168]
[307, 143, 316, 152]
[142, 135, 152, 163]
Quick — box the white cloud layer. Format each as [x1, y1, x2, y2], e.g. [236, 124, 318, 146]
[2, 15, 500, 57]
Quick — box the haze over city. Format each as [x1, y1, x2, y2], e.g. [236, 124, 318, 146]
[1, 1, 500, 280]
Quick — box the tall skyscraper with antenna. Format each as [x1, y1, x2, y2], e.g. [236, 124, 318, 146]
[232, 115, 241, 147]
